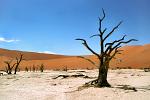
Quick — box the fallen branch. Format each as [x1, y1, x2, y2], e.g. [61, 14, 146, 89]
[52, 74, 93, 79]
[116, 85, 137, 92]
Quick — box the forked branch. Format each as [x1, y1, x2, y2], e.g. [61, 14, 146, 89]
[112, 39, 138, 50]
[109, 46, 122, 60]
[105, 38, 137, 55]
[90, 28, 107, 38]
[105, 35, 126, 47]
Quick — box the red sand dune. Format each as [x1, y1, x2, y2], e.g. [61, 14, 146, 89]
[0, 48, 68, 60]
[0, 44, 150, 70]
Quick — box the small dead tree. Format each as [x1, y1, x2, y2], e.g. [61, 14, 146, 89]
[32, 65, 35, 72]
[63, 66, 68, 71]
[39, 64, 44, 72]
[25, 67, 28, 72]
[4, 60, 16, 74]
[14, 54, 23, 74]
[76, 9, 137, 87]
[29, 66, 32, 72]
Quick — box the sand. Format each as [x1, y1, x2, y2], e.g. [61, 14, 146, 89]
[1, 44, 150, 71]
[0, 69, 150, 100]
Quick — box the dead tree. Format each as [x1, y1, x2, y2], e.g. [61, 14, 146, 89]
[4, 60, 16, 74]
[32, 65, 35, 72]
[14, 54, 23, 74]
[39, 64, 44, 72]
[25, 67, 28, 72]
[76, 9, 137, 87]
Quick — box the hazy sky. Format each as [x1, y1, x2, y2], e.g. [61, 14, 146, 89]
[0, 0, 150, 55]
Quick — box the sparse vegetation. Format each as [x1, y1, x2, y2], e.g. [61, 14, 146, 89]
[2, 54, 23, 75]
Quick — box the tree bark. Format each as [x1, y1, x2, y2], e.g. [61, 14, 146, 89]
[97, 62, 111, 87]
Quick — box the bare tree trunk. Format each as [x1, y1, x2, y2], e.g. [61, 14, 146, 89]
[97, 62, 110, 87]
[14, 65, 19, 74]
[14, 54, 23, 74]
[7, 65, 12, 75]
[8, 70, 12, 74]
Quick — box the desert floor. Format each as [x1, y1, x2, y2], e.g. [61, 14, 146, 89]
[0, 69, 150, 100]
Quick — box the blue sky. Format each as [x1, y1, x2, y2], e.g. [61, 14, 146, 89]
[0, 0, 150, 55]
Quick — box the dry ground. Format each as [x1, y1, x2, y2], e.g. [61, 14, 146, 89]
[0, 69, 150, 100]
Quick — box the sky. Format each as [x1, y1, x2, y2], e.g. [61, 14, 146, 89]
[0, 0, 150, 55]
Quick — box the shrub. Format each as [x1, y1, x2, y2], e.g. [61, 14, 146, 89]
[62, 66, 67, 71]
[39, 64, 44, 72]
[32, 65, 35, 72]
[25, 67, 28, 72]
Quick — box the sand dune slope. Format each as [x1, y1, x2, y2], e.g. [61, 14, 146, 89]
[0, 44, 150, 70]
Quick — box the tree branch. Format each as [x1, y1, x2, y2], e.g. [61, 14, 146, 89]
[90, 28, 107, 39]
[11, 63, 16, 69]
[103, 21, 123, 41]
[102, 28, 107, 34]
[105, 39, 137, 57]
[75, 38, 100, 59]
[109, 46, 122, 60]
[77, 56, 98, 67]
[90, 34, 100, 38]
[105, 35, 126, 47]
[16, 54, 23, 64]
[112, 39, 138, 50]
[99, 8, 106, 35]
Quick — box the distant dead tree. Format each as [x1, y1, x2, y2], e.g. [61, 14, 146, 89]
[4, 59, 16, 74]
[25, 67, 28, 72]
[39, 64, 44, 72]
[63, 66, 68, 71]
[3, 53, 23, 75]
[29, 66, 32, 72]
[14, 54, 23, 74]
[76, 9, 137, 87]
[32, 65, 35, 72]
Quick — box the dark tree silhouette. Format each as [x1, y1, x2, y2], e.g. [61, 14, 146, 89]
[25, 67, 28, 72]
[4, 60, 16, 74]
[14, 54, 23, 74]
[39, 64, 44, 72]
[76, 9, 137, 87]
[3, 54, 23, 75]
[32, 65, 35, 72]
